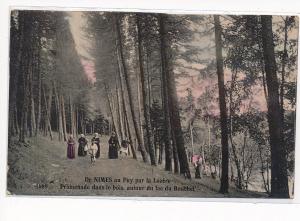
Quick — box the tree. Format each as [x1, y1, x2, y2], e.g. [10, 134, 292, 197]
[159, 14, 191, 178]
[214, 15, 229, 193]
[260, 15, 289, 198]
[115, 14, 149, 163]
[136, 14, 156, 165]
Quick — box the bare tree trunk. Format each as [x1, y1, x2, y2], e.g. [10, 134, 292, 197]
[158, 14, 173, 172]
[159, 14, 191, 178]
[261, 15, 289, 198]
[19, 68, 29, 142]
[229, 70, 243, 189]
[35, 39, 42, 136]
[115, 15, 148, 163]
[29, 58, 36, 137]
[125, 113, 137, 159]
[116, 85, 125, 139]
[136, 14, 156, 165]
[280, 17, 288, 138]
[42, 84, 53, 140]
[214, 15, 229, 193]
[14, 107, 19, 135]
[53, 82, 63, 141]
[136, 72, 146, 151]
[104, 84, 122, 147]
[172, 127, 179, 174]
[116, 44, 137, 159]
[190, 122, 194, 155]
[60, 95, 67, 141]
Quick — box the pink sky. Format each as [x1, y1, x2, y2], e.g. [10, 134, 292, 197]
[81, 59, 96, 83]
[176, 68, 268, 115]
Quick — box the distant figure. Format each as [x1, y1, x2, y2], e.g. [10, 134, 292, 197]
[78, 134, 88, 156]
[195, 155, 203, 179]
[67, 135, 76, 159]
[187, 150, 192, 163]
[108, 132, 119, 159]
[120, 138, 130, 157]
[91, 133, 100, 158]
[89, 141, 98, 163]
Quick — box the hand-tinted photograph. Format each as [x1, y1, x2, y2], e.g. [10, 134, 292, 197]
[7, 10, 298, 198]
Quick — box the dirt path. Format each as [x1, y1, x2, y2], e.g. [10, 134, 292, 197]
[7, 135, 267, 198]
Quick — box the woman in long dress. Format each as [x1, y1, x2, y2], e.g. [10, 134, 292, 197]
[108, 132, 119, 159]
[78, 134, 88, 156]
[91, 133, 100, 158]
[195, 155, 203, 179]
[67, 135, 76, 159]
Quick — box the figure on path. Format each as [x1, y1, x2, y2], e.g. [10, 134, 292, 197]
[89, 141, 98, 163]
[120, 138, 130, 157]
[67, 135, 76, 159]
[92, 133, 100, 158]
[78, 134, 88, 156]
[195, 155, 203, 179]
[108, 131, 119, 159]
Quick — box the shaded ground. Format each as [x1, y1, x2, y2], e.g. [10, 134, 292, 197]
[7, 135, 267, 198]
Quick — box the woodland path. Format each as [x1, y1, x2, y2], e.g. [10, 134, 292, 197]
[7, 135, 266, 198]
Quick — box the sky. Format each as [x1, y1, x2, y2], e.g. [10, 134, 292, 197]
[68, 12, 298, 114]
[68, 11, 96, 83]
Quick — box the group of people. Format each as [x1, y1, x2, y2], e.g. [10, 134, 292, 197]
[66, 132, 129, 163]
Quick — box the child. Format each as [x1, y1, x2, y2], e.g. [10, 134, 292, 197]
[89, 141, 98, 163]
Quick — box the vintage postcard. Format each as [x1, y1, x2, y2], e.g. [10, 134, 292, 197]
[7, 10, 298, 198]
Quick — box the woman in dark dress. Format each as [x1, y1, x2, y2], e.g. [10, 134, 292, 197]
[78, 134, 88, 156]
[92, 133, 100, 158]
[195, 155, 203, 179]
[67, 135, 76, 159]
[108, 132, 119, 159]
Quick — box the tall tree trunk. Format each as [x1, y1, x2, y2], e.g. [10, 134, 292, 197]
[190, 122, 194, 155]
[115, 43, 137, 159]
[172, 127, 180, 174]
[19, 21, 32, 142]
[136, 14, 156, 165]
[104, 84, 122, 146]
[136, 72, 145, 151]
[115, 15, 148, 163]
[9, 12, 23, 137]
[125, 113, 137, 159]
[29, 63, 36, 137]
[53, 82, 63, 141]
[116, 85, 125, 139]
[229, 70, 243, 189]
[42, 84, 53, 140]
[35, 36, 42, 136]
[159, 14, 191, 178]
[61, 95, 67, 141]
[214, 15, 229, 193]
[158, 14, 173, 172]
[261, 15, 289, 198]
[19, 65, 30, 143]
[14, 107, 19, 135]
[280, 17, 288, 138]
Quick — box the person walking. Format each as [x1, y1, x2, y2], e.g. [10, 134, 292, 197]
[89, 141, 98, 163]
[78, 134, 88, 156]
[67, 135, 76, 159]
[195, 155, 203, 179]
[120, 138, 130, 158]
[108, 131, 119, 159]
[91, 133, 100, 158]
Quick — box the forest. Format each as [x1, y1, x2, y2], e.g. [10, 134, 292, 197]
[8, 11, 298, 198]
